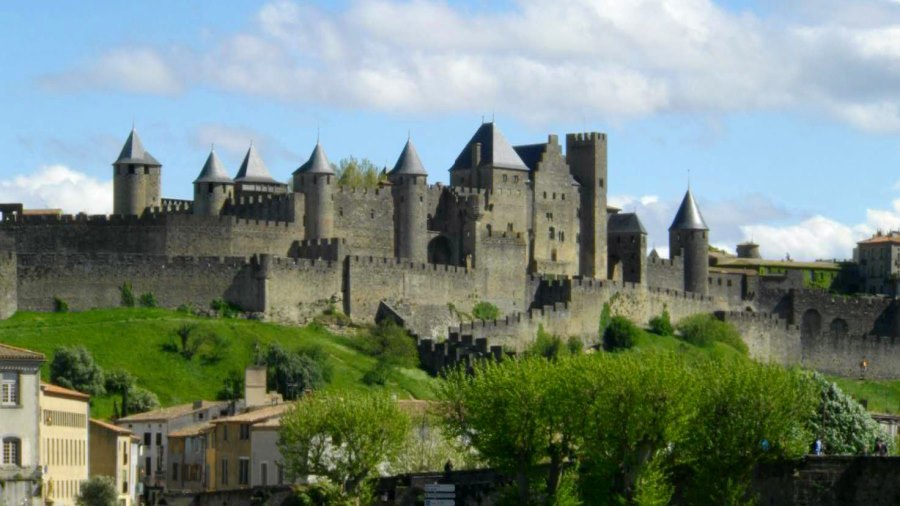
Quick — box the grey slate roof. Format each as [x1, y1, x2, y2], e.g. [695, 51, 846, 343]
[608, 212, 647, 234]
[452, 122, 529, 172]
[513, 143, 545, 172]
[293, 143, 334, 175]
[194, 149, 233, 184]
[114, 128, 161, 166]
[389, 139, 428, 177]
[234, 145, 281, 184]
[669, 189, 709, 231]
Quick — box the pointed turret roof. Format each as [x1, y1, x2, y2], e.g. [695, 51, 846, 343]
[234, 144, 280, 184]
[194, 149, 233, 184]
[451, 122, 528, 172]
[114, 128, 161, 166]
[293, 143, 334, 175]
[669, 189, 708, 231]
[389, 138, 428, 177]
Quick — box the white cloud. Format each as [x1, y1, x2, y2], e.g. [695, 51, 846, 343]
[191, 124, 300, 167]
[40, 48, 182, 95]
[0, 166, 112, 215]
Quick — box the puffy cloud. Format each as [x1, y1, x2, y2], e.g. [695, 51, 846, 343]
[0, 165, 112, 215]
[33, 0, 900, 130]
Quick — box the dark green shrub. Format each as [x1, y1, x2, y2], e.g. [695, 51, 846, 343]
[649, 308, 674, 336]
[676, 314, 748, 355]
[602, 316, 639, 351]
[120, 282, 135, 307]
[362, 360, 390, 386]
[358, 320, 418, 368]
[472, 301, 500, 321]
[139, 292, 157, 308]
[211, 298, 241, 318]
[176, 303, 195, 314]
[529, 325, 566, 360]
[266, 343, 329, 399]
[598, 302, 612, 338]
[566, 336, 583, 355]
[50, 345, 106, 396]
[53, 296, 69, 313]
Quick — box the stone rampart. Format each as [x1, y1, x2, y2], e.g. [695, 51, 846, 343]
[222, 192, 301, 222]
[646, 254, 684, 291]
[0, 250, 16, 319]
[16, 253, 261, 312]
[334, 188, 394, 258]
[257, 255, 344, 324]
[716, 310, 801, 365]
[289, 238, 347, 262]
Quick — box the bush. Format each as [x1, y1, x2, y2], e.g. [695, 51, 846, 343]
[806, 372, 893, 455]
[530, 325, 567, 360]
[266, 343, 329, 399]
[53, 296, 69, 313]
[216, 369, 245, 401]
[472, 301, 500, 321]
[649, 308, 674, 336]
[120, 282, 135, 307]
[127, 386, 160, 414]
[50, 345, 105, 396]
[602, 316, 639, 352]
[139, 292, 157, 308]
[362, 360, 390, 386]
[598, 302, 612, 338]
[567, 336, 584, 355]
[176, 302, 196, 314]
[76, 476, 117, 506]
[360, 320, 419, 368]
[676, 314, 748, 355]
[211, 298, 241, 318]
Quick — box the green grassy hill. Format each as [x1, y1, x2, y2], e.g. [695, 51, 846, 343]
[0, 308, 438, 419]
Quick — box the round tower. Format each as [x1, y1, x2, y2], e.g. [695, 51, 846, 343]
[292, 143, 334, 239]
[668, 189, 709, 295]
[389, 138, 428, 262]
[193, 148, 234, 216]
[113, 128, 162, 216]
[736, 241, 761, 259]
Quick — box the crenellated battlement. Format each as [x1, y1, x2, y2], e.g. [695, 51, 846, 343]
[17, 252, 253, 268]
[347, 255, 471, 276]
[716, 310, 799, 331]
[335, 186, 392, 199]
[566, 132, 607, 146]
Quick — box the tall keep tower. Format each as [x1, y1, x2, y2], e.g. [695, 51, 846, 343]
[193, 148, 234, 216]
[293, 143, 335, 239]
[113, 128, 162, 216]
[389, 138, 428, 262]
[566, 132, 608, 279]
[669, 189, 709, 295]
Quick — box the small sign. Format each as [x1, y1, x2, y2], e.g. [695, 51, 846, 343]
[424, 500, 455, 506]
[424, 484, 455, 493]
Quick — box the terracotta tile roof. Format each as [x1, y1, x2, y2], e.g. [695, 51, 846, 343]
[117, 400, 228, 423]
[858, 235, 900, 245]
[713, 257, 840, 270]
[251, 418, 281, 430]
[0, 343, 46, 361]
[91, 418, 135, 435]
[41, 382, 90, 401]
[168, 421, 214, 438]
[212, 403, 292, 424]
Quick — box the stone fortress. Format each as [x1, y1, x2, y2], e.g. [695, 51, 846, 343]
[1, 122, 899, 379]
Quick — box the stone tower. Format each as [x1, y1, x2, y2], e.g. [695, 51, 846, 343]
[566, 132, 608, 279]
[233, 144, 287, 198]
[113, 128, 162, 216]
[669, 189, 709, 295]
[448, 122, 529, 191]
[193, 148, 234, 216]
[389, 138, 428, 262]
[607, 212, 647, 284]
[293, 143, 335, 239]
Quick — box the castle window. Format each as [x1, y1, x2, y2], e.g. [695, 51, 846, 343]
[546, 212, 553, 221]
[144, 167, 150, 175]
[486, 224, 492, 235]
[514, 175, 519, 183]
[370, 210, 375, 219]
[561, 193, 565, 200]
[543, 192, 547, 199]
[599, 178, 604, 188]
[552, 193, 556, 199]
[549, 227, 555, 240]
[508, 223, 513, 232]
[339, 208, 343, 217]
[559, 231, 565, 242]
[551, 249, 558, 261]
[420, 196, 423, 202]
[503, 174, 508, 182]
[129, 166, 136, 175]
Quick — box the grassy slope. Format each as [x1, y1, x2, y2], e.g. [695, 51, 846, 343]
[830, 377, 900, 414]
[0, 308, 438, 420]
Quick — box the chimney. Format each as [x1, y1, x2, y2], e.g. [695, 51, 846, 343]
[244, 365, 267, 409]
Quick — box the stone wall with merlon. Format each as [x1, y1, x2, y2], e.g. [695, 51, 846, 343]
[0, 249, 16, 319]
[260, 255, 344, 323]
[716, 310, 801, 365]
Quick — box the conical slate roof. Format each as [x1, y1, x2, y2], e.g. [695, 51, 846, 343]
[451, 122, 528, 172]
[293, 143, 334, 175]
[389, 138, 428, 177]
[194, 149, 233, 184]
[114, 128, 161, 166]
[669, 189, 708, 231]
[234, 144, 280, 184]
[609, 212, 647, 234]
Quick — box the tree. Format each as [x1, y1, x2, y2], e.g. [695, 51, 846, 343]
[602, 316, 639, 351]
[472, 301, 500, 321]
[105, 369, 135, 417]
[806, 372, 893, 455]
[364, 320, 418, 368]
[335, 157, 385, 189]
[266, 343, 328, 400]
[50, 346, 105, 396]
[76, 476, 117, 506]
[279, 391, 410, 498]
[127, 386, 160, 414]
[676, 314, 748, 355]
[649, 307, 674, 336]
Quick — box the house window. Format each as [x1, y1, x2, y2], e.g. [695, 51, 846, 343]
[221, 459, 229, 485]
[2, 438, 20, 465]
[223, 425, 228, 441]
[143, 432, 151, 446]
[239, 458, 250, 485]
[1, 372, 18, 406]
[277, 464, 285, 485]
[239, 424, 250, 440]
[156, 433, 162, 446]
[172, 463, 179, 482]
[261, 462, 268, 486]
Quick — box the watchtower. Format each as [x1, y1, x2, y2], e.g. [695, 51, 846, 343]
[113, 128, 162, 216]
[233, 144, 287, 199]
[566, 132, 608, 279]
[389, 138, 428, 262]
[293, 143, 335, 239]
[669, 189, 709, 295]
[607, 212, 647, 284]
[193, 148, 234, 216]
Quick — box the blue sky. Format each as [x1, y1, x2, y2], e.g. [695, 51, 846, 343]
[3, 0, 900, 260]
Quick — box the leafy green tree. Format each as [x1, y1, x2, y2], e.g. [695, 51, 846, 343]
[363, 320, 418, 368]
[648, 308, 673, 336]
[472, 301, 501, 321]
[806, 372, 893, 455]
[529, 325, 567, 360]
[598, 302, 612, 337]
[279, 391, 410, 498]
[76, 476, 117, 506]
[50, 345, 105, 396]
[216, 369, 244, 402]
[105, 369, 135, 416]
[439, 357, 578, 504]
[266, 343, 328, 400]
[602, 316, 639, 351]
[335, 157, 385, 189]
[676, 314, 748, 355]
[127, 386, 160, 414]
